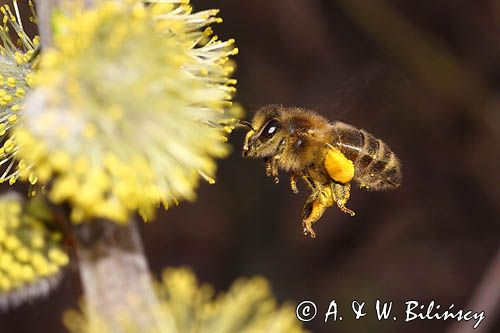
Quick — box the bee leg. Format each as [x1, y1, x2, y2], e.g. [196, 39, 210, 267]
[270, 138, 287, 184]
[301, 184, 334, 238]
[324, 147, 355, 184]
[302, 195, 322, 238]
[332, 183, 355, 217]
[271, 157, 280, 184]
[264, 157, 280, 183]
[270, 139, 286, 184]
[264, 158, 272, 177]
[302, 176, 316, 192]
[290, 174, 299, 194]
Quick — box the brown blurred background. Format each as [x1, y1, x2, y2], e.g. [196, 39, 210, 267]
[1, 0, 500, 332]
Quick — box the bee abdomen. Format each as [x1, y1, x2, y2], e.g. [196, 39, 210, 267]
[331, 122, 402, 191]
[355, 130, 401, 190]
[331, 122, 364, 161]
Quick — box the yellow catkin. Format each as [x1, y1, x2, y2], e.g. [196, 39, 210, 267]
[0, 0, 36, 189]
[0, 195, 70, 297]
[12, 0, 241, 223]
[63, 267, 308, 333]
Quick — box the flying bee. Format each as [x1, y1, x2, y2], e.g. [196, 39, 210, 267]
[241, 105, 402, 238]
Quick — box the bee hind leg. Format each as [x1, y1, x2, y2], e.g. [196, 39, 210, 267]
[332, 183, 355, 217]
[301, 184, 335, 238]
[302, 195, 323, 238]
[302, 176, 316, 192]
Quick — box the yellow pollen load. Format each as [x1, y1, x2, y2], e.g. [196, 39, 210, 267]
[324, 148, 355, 184]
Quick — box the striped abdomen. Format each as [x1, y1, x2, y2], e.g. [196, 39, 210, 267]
[330, 121, 402, 190]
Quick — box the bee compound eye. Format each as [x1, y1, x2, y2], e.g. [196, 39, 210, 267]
[261, 119, 280, 139]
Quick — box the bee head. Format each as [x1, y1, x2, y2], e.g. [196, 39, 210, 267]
[242, 106, 285, 158]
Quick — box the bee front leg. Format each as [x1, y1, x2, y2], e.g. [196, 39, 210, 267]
[271, 157, 280, 184]
[332, 183, 355, 217]
[290, 174, 299, 194]
[269, 138, 287, 184]
[264, 157, 281, 183]
[264, 158, 272, 177]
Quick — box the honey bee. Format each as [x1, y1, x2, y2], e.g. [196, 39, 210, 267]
[241, 105, 402, 238]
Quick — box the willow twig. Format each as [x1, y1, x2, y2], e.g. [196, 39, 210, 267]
[447, 247, 500, 333]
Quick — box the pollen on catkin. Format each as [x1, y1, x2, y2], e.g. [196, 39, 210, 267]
[13, 0, 241, 223]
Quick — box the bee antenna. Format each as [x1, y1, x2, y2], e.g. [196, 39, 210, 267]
[238, 120, 255, 131]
